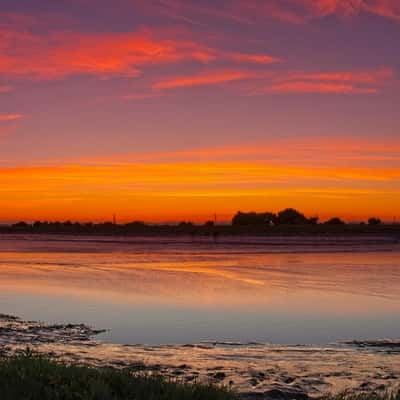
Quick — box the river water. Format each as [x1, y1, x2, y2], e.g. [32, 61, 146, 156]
[1, 234, 399, 346]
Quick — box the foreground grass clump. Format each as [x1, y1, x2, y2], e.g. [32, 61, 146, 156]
[0, 352, 236, 400]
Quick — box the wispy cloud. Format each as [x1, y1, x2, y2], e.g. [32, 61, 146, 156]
[0, 114, 24, 122]
[150, 67, 393, 94]
[364, 0, 400, 21]
[286, 68, 393, 84]
[36, 137, 400, 169]
[268, 81, 377, 94]
[258, 67, 393, 95]
[153, 70, 255, 90]
[304, 0, 400, 21]
[144, 0, 400, 24]
[0, 85, 12, 93]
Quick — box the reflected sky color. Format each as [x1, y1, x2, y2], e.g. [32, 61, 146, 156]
[1, 236, 400, 345]
[0, 0, 400, 222]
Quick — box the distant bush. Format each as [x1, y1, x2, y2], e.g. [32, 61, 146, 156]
[232, 211, 276, 225]
[232, 208, 316, 226]
[324, 217, 345, 225]
[276, 208, 309, 225]
[368, 217, 382, 225]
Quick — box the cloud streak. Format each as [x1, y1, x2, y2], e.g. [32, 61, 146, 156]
[260, 67, 393, 94]
[22, 137, 400, 169]
[147, 0, 400, 24]
[268, 81, 377, 94]
[0, 114, 24, 122]
[0, 85, 12, 93]
[150, 67, 393, 94]
[153, 70, 255, 90]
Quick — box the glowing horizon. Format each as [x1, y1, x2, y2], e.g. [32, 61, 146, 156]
[1, 138, 399, 224]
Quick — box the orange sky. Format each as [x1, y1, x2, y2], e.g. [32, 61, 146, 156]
[1, 139, 399, 223]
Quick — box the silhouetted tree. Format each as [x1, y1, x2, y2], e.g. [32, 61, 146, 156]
[13, 221, 30, 228]
[178, 221, 193, 227]
[125, 221, 146, 228]
[276, 208, 308, 225]
[33, 221, 42, 229]
[232, 211, 276, 225]
[368, 217, 382, 225]
[324, 217, 345, 225]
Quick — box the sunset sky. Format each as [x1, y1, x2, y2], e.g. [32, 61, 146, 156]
[1, 0, 399, 223]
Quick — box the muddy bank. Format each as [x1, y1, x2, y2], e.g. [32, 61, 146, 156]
[0, 313, 105, 346]
[1, 314, 399, 399]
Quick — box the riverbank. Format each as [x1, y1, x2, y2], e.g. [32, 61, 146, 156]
[1, 314, 399, 399]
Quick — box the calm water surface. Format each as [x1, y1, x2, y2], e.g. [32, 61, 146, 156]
[1, 235, 399, 345]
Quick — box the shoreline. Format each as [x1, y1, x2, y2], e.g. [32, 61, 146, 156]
[1, 233, 399, 256]
[2, 223, 400, 239]
[1, 314, 399, 398]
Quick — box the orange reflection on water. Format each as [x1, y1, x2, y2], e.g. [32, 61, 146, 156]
[1, 250, 400, 315]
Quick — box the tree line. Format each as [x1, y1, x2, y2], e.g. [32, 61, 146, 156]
[0, 208, 386, 236]
[231, 208, 382, 226]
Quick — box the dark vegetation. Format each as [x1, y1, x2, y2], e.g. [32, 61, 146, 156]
[0, 208, 399, 237]
[0, 352, 235, 400]
[0, 352, 398, 400]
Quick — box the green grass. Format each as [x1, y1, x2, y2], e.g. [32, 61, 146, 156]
[0, 351, 236, 400]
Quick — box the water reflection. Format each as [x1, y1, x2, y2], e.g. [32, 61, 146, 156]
[1, 236, 399, 345]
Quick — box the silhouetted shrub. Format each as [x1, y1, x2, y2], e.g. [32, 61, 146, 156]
[232, 211, 276, 225]
[368, 217, 382, 225]
[324, 217, 345, 225]
[276, 208, 309, 225]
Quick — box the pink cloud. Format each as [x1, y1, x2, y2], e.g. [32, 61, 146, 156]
[364, 0, 400, 21]
[151, 67, 393, 94]
[0, 85, 12, 93]
[0, 114, 24, 122]
[288, 68, 393, 84]
[0, 29, 208, 80]
[0, 25, 277, 80]
[264, 0, 400, 22]
[268, 81, 377, 94]
[153, 70, 255, 90]
[224, 52, 280, 64]
[145, 0, 400, 24]
[260, 67, 393, 94]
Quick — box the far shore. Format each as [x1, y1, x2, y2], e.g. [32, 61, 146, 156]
[1, 222, 400, 238]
